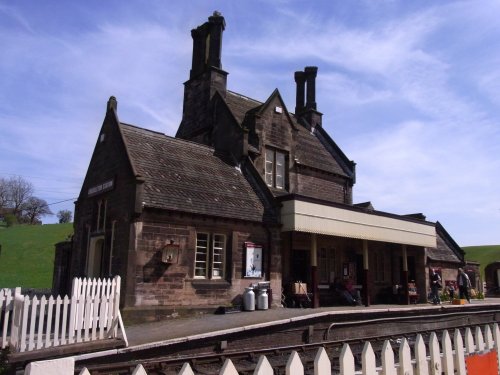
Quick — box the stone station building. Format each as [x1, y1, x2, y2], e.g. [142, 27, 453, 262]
[57, 12, 469, 313]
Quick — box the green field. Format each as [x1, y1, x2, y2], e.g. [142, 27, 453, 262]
[463, 245, 500, 277]
[0, 222, 497, 287]
[0, 223, 73, 288]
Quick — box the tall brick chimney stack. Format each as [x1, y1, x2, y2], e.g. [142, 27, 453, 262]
[177, 12, 228, 142]
[190, 11, 226, 79]
[294, 67, 322, 128]
[304, 66, 317, 110]
[294, 71, 306, 115]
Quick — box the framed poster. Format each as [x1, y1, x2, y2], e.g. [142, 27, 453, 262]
[245, 242, 263, 278]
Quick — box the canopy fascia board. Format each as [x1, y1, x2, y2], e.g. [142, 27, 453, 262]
[281, 199, 436, 248]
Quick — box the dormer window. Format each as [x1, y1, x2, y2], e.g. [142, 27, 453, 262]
[265, 148, 286, 189]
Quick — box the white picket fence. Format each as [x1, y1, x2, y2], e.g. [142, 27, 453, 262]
[0, 287, 21, 349]
[72, 323, 500, 375]
[1, 276, 126, 353]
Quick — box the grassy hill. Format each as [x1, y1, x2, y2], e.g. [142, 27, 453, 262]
[0, 222, 497, 288]
[463, 245, 500, 277]
[0, 223, 73, 288]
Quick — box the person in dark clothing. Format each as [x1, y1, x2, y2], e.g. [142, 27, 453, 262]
[332, 277, 357, 306]
[429, 269, 441, 305]
[457, 268, 471, 303]
[447, 283, 455, 302]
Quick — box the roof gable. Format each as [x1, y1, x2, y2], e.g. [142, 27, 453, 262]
[427, 221, 465, 263]
[256, 89, 298, 131]
[78, 98, 137, 200]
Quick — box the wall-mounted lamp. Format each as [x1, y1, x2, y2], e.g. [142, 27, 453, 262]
[161, 240, 180, 264]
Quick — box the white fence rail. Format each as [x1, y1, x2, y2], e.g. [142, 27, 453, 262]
[0, 287, 21, 349]
[1, 276, 125, 353]
[74, 323, 500, 375]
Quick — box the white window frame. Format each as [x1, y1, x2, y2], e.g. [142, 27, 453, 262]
[265, 148, 286, 189]
[195, 232, 226, 279]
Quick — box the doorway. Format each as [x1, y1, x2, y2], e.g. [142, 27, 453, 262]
[87, 236, 104, 278]
[292, 249, 310, 284]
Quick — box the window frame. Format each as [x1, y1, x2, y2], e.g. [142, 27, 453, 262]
[194, 232, 226, 280]
[318, 247, 336, 284]
[264, 147, 287, 190]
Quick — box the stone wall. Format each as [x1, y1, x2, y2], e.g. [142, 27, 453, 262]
[133, 211, 276, 309]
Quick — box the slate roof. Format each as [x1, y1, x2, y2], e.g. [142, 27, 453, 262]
[225, 91, 261, 124]
[225, 91, 349, 177]
[119, 123, 267, 223]
[293, 123, 349, 177]
[427, 222, 464, 263]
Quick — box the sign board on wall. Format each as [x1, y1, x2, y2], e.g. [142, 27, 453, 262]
[245, 242, 262, 278]
[88, 179, 114, 197]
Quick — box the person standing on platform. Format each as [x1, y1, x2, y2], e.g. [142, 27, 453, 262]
[429, 269, 441, 305]
[457, 268, 471, 302]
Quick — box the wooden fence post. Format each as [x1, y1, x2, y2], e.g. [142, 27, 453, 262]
[314, 347, 331, 375]
[453, 328, 466, 375]
[362, 342, 376, 375]
[414, 334, 429, 375]
[339, 343, 355, 375]
[475, 326, 485, 352]
[381, 340, 396, 375]
[286, 351, 304, 375]
[220, 359, 239, 375]
[398, 337, 413, 375]
[464, 327, 474, 354]
[254, 355, 273, 375]
[441, 330, 454, 374]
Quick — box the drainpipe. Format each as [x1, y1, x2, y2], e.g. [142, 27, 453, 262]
[109, 220, 116, 276]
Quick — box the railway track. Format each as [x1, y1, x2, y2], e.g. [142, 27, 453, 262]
[76, 306, 500, 374]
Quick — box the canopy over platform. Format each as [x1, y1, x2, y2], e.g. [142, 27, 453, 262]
[280, 198, 436, 248]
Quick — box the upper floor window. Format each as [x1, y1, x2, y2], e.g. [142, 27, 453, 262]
[93, 199, 107, 232]
[265, 148, 286, 189]
[195, 233, 226, 279]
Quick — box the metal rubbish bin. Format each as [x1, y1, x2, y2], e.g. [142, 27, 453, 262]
[243, 287, 255, 311]
[257, 289, 269, 310]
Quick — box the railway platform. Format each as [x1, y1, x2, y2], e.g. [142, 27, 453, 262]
[77, 298, 500, 361]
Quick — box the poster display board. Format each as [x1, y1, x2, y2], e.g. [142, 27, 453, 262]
[245, 242, 263, 278]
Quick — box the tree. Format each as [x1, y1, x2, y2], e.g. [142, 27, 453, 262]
[4, 176, 34, 217]
[57, 209, 73, 223]
[21, 196, 53, 225]
[0, 177, 9, 209]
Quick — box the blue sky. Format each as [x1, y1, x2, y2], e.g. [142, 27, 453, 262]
[1, 1, 499, 247]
